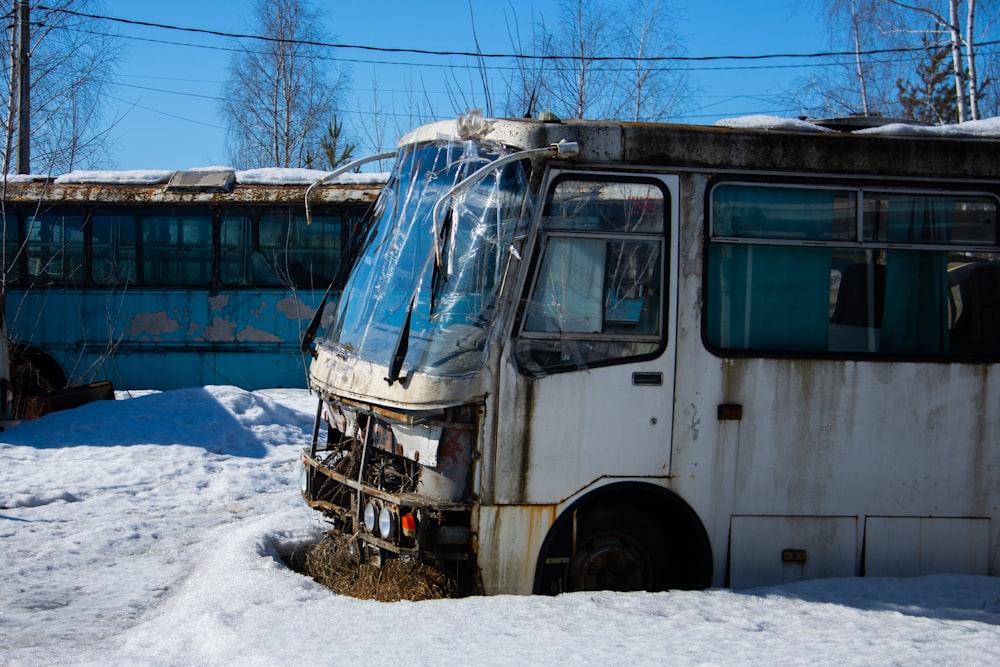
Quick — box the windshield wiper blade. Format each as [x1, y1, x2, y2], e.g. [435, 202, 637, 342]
[385, 293, 416, 386]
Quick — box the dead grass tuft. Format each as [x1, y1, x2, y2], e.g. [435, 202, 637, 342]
[295, 531, 459, 602]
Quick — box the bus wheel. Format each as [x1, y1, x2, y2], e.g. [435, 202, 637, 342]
[565, 504, 672, 592]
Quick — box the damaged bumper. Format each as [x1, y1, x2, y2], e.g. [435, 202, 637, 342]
[301, 398, 479, 567]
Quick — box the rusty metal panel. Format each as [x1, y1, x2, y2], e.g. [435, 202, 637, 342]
[476, 504, 558, 595]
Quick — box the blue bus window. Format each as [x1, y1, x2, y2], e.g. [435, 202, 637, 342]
[258, 212, 340, 289]
[142, 211, 212, 285]
[92, 212, 137, 285]
[221, 214, 250, 286]
[25, 208, 86, 285]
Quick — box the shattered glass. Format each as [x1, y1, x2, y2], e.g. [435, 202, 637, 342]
[320, 137, 531, 377]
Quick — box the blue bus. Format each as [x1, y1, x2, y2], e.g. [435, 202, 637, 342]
[1, 168, 383, 413]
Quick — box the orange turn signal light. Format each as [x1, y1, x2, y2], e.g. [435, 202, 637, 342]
[401, 512, 417, 538]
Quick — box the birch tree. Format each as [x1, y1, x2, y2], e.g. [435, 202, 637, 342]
[618, 0, 689, 122]
[546, 0, 621, 119]
[888, 0, 991, 121]
[792, 0, 909, 119]
[221, 0, 347, 169]
[508, 0, 689, 121]
[800, 0, 996, 123]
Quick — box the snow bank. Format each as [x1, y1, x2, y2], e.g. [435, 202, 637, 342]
[2, 386, 999, 665]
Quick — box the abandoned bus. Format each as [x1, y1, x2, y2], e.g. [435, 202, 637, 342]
[0, 168, 383, 408]
[300, 113, 1000, 594]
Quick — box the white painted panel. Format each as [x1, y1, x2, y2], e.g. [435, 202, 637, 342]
[729, 515, 858, 589]
[863, 516, 990, 577]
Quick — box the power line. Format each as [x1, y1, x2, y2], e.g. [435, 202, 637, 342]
[44, 8, 1000, 82]
[108, 93, 227, 129]
[39, 4, 1000, 65]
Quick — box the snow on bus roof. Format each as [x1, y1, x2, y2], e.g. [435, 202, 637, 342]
[38, 167, 388, 186]
[54, 170, 174, 184]
[716, 114, 1000, 137]
[854, 116, 1000, 137]
[234, 168, 388, 185]
[714, 115, 831, 133]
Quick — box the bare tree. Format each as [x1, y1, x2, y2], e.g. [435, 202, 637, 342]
[618, 0, 690, 122]
[501, 4, 549, 118]
[545, 0, 622, 119]
[792, 0, 911, 118]
[505, 0, 689, 121]
[221, 0, 346, 169]
[802, 0, 998, 122]
[0, 0, 120, 175]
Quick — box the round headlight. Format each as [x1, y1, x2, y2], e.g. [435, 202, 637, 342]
[379, 506, 395, 540]
[363, 501, 377, 533]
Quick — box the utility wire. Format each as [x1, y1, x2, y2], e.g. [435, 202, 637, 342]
[38, 4, 1000, 64]
[43, 19, 991, 80]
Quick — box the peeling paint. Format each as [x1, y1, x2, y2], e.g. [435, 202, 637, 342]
[208, 294, 230, 311]
[127, 311, 180, 336]
[202, 316, 237, 342]
[235, 326, 283, 343]
[277, 296, 315, 320]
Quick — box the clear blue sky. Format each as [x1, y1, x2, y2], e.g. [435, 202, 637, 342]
[99, 0, 823, 170]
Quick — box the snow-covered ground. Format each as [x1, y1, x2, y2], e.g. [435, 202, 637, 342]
[2, 386, 999, 665]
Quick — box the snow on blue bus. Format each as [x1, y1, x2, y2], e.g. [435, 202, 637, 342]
[1, 168, 384, 414]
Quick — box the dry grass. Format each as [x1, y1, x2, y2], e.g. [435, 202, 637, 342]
[292, 531, 459, 602]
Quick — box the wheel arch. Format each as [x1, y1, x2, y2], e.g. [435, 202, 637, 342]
[10, 344, 69, 394]
[532, 480, 713, 594]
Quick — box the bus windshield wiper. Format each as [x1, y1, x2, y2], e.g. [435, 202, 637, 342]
[385, 292, 416, 386]
[386, 140, 580, 388]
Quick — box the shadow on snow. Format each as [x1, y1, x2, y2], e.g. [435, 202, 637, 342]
[0, 386, 303, 458]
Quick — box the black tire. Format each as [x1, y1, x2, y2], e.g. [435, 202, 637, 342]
[535, 486, 714, 595]
[564, 502, 674, 592]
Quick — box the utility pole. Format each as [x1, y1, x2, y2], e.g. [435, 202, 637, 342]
[14, 0, 30, 174]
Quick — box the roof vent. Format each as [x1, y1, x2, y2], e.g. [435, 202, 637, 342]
[165, 170, 236, 193]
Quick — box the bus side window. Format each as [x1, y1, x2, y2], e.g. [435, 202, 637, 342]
[257, 211, 340, 289]
[220, 214, 250, 286]
[947, 259, 1000, 356]
[141, 211, 212, 285]
[24, 208, 86, 285]
[706, 184, 999, 359]
[515, 178, 666, 375]
[92, 212, 137, 286]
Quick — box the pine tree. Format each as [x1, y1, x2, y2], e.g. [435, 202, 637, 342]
[318, 116, 355, 170]
[897, 36, 959, 124]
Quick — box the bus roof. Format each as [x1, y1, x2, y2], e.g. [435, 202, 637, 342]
[0, 168, 387, 205]
[399, 114, 1000, 180]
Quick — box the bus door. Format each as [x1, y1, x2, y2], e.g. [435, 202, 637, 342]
[497, 171, 679, 506]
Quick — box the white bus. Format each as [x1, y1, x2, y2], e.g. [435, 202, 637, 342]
[300, 113, 1000, 594]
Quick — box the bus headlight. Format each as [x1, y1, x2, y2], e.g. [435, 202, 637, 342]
[363, 501, 377, 533]
[379, 506, 395, 539]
